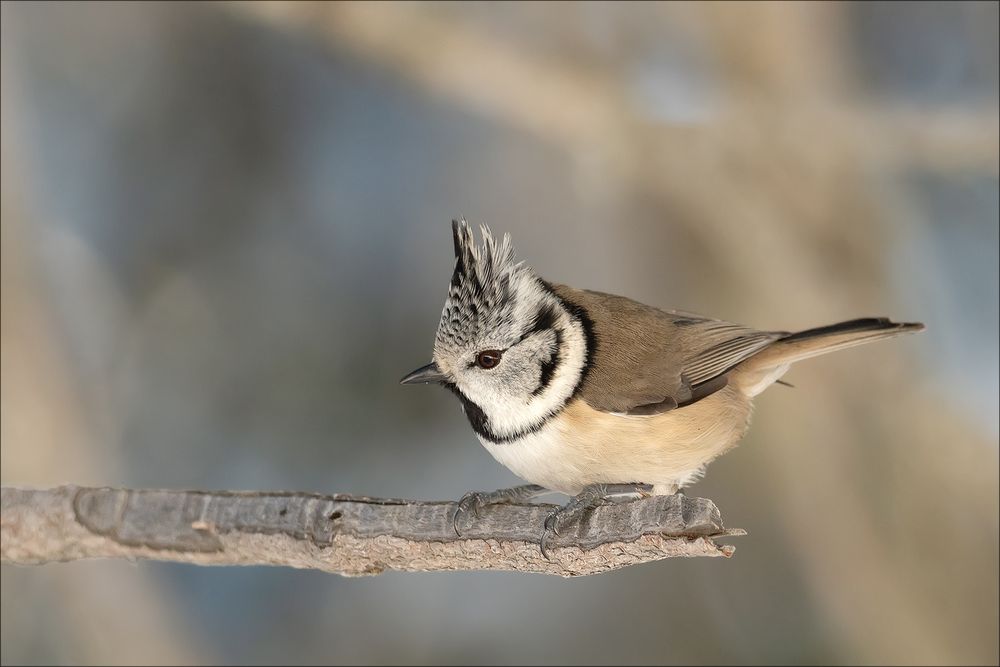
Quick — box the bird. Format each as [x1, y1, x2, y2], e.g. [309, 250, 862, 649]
[401, 220, 924, 556]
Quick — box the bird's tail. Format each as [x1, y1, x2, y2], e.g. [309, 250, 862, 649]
[745, 318, 925, 371]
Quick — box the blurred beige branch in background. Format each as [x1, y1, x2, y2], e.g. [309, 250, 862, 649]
[1, 486, 741, 577]
[227, 0, 996, 317]
[231, 1, 999, 175]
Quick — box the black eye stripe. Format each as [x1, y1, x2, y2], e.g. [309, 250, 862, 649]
[532, 329, 563, 396]
[523, 303, 558, 339]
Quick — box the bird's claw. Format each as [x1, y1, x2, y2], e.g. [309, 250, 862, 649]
[452, 491, 486, 536]
[540, 508, 568, 560]
[538, 483, 643, 560]
[452, 485, 549, 537]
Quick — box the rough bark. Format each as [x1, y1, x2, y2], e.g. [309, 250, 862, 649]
[1, 486, 743, 577]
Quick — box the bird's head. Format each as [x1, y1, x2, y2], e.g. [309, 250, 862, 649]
[401, 220, 589, 442]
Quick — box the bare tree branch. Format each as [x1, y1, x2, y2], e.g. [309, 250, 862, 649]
[1, 486, 742, 577]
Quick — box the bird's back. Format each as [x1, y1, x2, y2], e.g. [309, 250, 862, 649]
[548, 283, 782, 413]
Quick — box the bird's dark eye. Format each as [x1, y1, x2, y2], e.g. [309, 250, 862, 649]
[476, 350, 502, 369]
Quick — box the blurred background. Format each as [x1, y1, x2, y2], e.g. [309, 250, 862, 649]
[2, 1, 997, 664]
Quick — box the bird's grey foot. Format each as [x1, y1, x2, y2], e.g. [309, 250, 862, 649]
[453, 484, 548, 536]
[540, 483, 651, 559]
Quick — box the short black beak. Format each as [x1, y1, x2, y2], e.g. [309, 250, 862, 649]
[400, 361, 447, 385]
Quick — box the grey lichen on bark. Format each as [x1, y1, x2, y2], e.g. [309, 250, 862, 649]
[1, 486, 743, 577]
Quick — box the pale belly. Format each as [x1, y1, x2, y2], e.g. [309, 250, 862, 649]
[480, 385, 753, 495]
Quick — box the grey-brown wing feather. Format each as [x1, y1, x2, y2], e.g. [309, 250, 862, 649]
[550, 284, 785, 414]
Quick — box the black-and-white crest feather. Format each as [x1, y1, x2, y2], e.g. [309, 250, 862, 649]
[435, 219, 535, 354]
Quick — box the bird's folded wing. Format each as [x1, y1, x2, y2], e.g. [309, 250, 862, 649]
[677, 320, 784, 388]
[549, 284, 784, 415]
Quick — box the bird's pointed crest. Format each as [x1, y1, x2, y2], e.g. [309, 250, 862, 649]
[450, 218, 518, 292]
[435, 220, 533, 353]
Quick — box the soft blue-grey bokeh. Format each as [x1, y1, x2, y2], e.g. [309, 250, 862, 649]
[2, 2, 997, 665]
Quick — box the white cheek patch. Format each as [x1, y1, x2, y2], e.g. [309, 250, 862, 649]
[532, 330, 559, 362]
[481, 303, 588, 440]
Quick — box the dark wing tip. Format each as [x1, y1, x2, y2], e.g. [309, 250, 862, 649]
[782, 317, 925, 343]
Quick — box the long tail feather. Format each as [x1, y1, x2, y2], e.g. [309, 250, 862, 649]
[745, 318, 925, 370]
